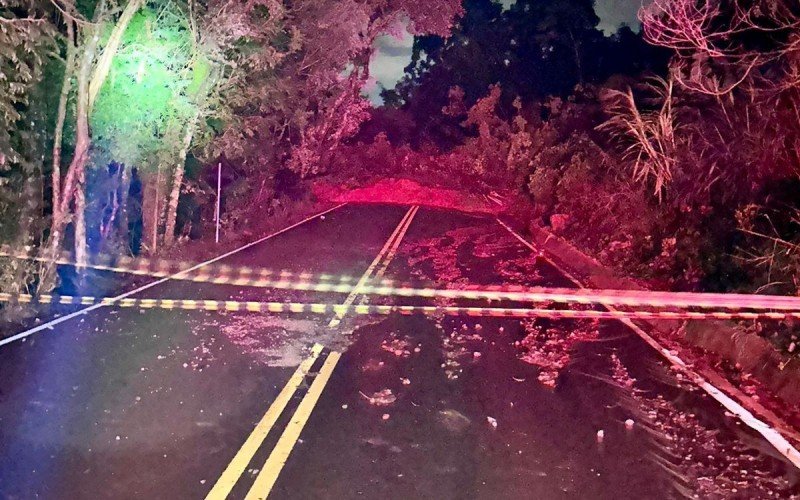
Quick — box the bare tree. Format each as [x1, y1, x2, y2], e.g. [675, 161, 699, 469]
[641, 0, 800, 95]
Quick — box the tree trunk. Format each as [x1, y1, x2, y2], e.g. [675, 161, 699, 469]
[39, 22, 101, 290]
[100, 165, 122, 240]
[163, 112, 199, 247]
[141, 172, 155, 254]
[141, 167, 167, 254]
[568, 29, 583, 85]
[74, 167, 87, 269]
[40, 0, 142, 290]
[117, 164, 131, 250]
[51, 20, 76, 209]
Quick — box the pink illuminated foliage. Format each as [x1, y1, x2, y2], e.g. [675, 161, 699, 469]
[285, 0, 464, 177]
[208, 0, 463, 179]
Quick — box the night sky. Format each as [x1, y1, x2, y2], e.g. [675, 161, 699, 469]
[366, 0, 643, 104]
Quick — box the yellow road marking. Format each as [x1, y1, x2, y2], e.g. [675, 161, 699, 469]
[330, 205, 418, 328]
[204, 344, 324, 500]
[244, 350, 342, 499]
[373, 205, 419, 280]
[355, 206, 419, 312]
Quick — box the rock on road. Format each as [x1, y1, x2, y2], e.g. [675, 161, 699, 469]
[0, 204, 797, 499]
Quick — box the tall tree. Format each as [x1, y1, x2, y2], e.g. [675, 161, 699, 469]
[39, 0, 145, 287]
[393, 0, 666, 146]
[641, 0, 800, 95]
[89, 2, 206, 252]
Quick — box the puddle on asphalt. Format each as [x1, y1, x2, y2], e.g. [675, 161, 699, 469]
[203, 315, 349, 367]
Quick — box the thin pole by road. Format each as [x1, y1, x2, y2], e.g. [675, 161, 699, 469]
[215, 162, 221, 244]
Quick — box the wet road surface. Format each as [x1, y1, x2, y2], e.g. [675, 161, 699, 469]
[0, 204, 798, 499]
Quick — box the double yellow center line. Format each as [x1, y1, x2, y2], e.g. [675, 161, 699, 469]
[205, 344, 340, 500]
[205, 206, 421, 498]
[329, 205, 419, 328]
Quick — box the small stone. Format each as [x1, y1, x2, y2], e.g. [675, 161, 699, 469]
[200, 479, 206, 485]
[596, 430, 604, 442]
[401, 378, 411, 385]
[342, 404, 348, 409]
[625, 419, 634, 430]
[789, 342, 796, 353]
[115, 436, 120, 441]
[473, 351, 482, 358]
[382, 413, 390, 420]
[414, 347, 421, 353]
[487, 416, 498, 429]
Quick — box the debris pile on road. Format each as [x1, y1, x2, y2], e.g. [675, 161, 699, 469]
[440, 321, 484, 380]
[211, 315, 344, 367]
[360, 358, 385, 372]
[517, 319, 598, 388]
[401, 225, 545, 289]
[313, 178, 502, 215]
[189, 336, 217, 372]
[609, 353, 796, 497]
[380, 332, 413, 357]
[610, 352, 636, 388]
[360, 389, 397, 406]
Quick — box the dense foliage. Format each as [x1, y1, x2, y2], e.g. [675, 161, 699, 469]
[335, 0, 800, 306]
[0, 0, 463, 302]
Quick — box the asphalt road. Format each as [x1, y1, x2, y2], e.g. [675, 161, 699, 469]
[0, 204, 797, 499]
